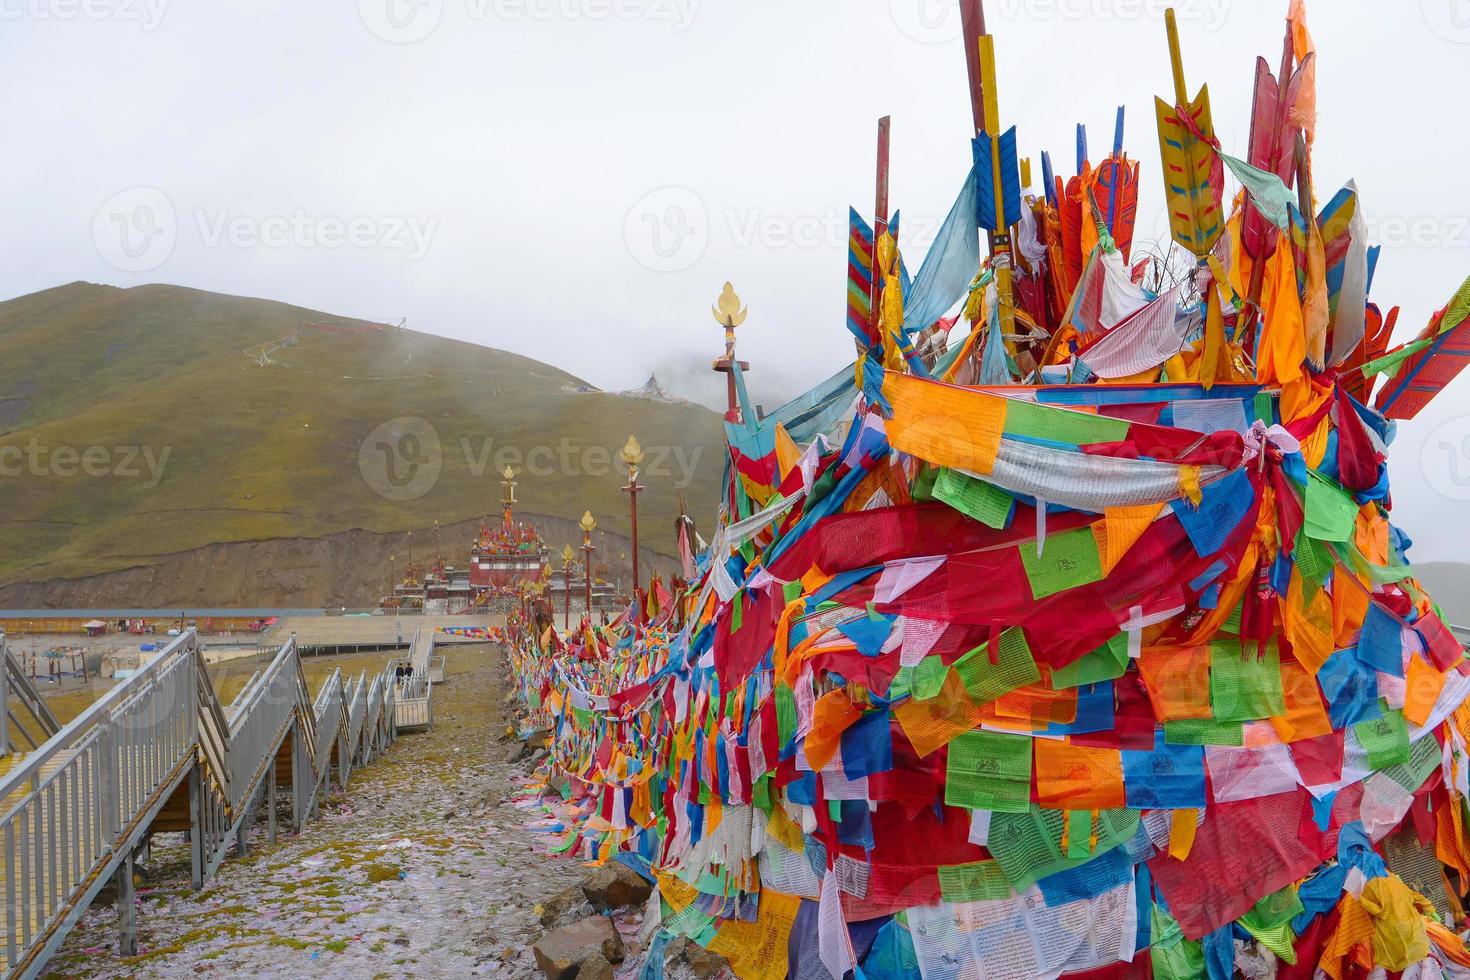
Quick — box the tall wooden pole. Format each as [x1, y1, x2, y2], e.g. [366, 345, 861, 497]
[960, 0, 988, 134]
[619, 436, 646, 617]
[870, 116, 892, 359]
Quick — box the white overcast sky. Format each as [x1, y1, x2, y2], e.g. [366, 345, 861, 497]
[2, 0, 1469, 561]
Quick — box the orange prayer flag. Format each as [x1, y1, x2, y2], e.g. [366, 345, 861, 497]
[804, 688, 862, 772]
[893, 670, 986, 758]
[1137, 645, 1213, 721]
[1283, 569, 1335, 675]
[1095, 503, 1164, 574]
[1034, 739, 1126, 810]
[984, 682, 1079, 731]
[1355, 507, 1390, 566]
[882, 372, 1007, 474]
[1331, 566, 1371, 648]
[1405, 654, 1449, 729]
[1271, 659, 1334, 743]
[1257, 237, 1311, 418]
[1287, 0, 1317, 143]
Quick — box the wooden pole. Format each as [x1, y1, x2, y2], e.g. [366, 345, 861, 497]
[870, 115, 892, 358]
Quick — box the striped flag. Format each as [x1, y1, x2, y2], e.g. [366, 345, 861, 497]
[1375, 275, 1470, 420]
[846, 208, 878, 347]
[1155, 89, 1224, 258]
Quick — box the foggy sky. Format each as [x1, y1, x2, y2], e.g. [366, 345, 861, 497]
[3, 0, 1470, 561]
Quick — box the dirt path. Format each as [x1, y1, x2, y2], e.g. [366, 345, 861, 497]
[46, 645, 582, 979]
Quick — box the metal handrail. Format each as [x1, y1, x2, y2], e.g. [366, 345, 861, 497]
[0, 631, 199, 974]
[0, 628, 418, 977]
[0, 631, 196, 803]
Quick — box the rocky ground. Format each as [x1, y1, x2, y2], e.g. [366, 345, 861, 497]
[46, 645, 590, 979]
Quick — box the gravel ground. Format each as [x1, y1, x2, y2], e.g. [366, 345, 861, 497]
[46, 646, 585, 979]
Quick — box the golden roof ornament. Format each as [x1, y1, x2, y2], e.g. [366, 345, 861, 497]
[711, 282, 748, 328]
[620, 435, 645, 469]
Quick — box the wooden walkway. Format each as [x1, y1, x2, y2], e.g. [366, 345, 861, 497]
[0, 630, 419, 979]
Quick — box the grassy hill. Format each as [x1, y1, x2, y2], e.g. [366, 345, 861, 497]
[0, 282, 726, 592]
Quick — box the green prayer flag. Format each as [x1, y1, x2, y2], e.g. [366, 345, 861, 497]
[933, 467, 1016, 529]
[1360, 336, 1435, 378]
[944, 730, 1033, 813]
[1150, 905, 1206, 980]
[776, 685, 797, 742]
[1220, 152, 1294, 232]
[1210, 641, 1285, 722]
[1019, 527, 1105, 599]
[986, 807, 1139, 890]
[1304, 471, 1357, 543]
[952, 628, 1041, 702]
[1253, 391, 1276, 426]
[1066, 810, 1093, 859]
[1051, 634, 1130, 689]
[913, 656, 950, 701]
[1356, 702, 1411, 769]
[1382, 733, 1443, 794]
[1164, 718, 1245, 746]
[912, 464, 940, 502]
[937, 860, 1013, 902]
[1004, 399, 1132, 446]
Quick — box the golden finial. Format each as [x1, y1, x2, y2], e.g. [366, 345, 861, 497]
[711, 282, 748, 328]
[562, 544, 575, 563]
[619, 435, 645, 468]
[579, 511, 597, 534]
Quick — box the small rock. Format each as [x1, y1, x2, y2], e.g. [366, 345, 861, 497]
[664, 937, 731, 979]
[580, 863, 652, 913]
[528, 748, 548, 767]
[539, 883, 593, 927]
[575, 952, 615, 980]
[533, 916, 624, 980]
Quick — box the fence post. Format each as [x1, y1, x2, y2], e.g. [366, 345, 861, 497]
[267, 761, 278, 844]
[116, 850, 137, 957]
[188, 764, 204, 890]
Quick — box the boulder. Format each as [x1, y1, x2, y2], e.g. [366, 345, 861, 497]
[533, 916, 624, 980]
[580, 862, 653, 912]
[575, 953, 616, 980]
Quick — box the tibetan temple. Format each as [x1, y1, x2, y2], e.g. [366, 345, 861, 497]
[380, 467, 550, 614]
